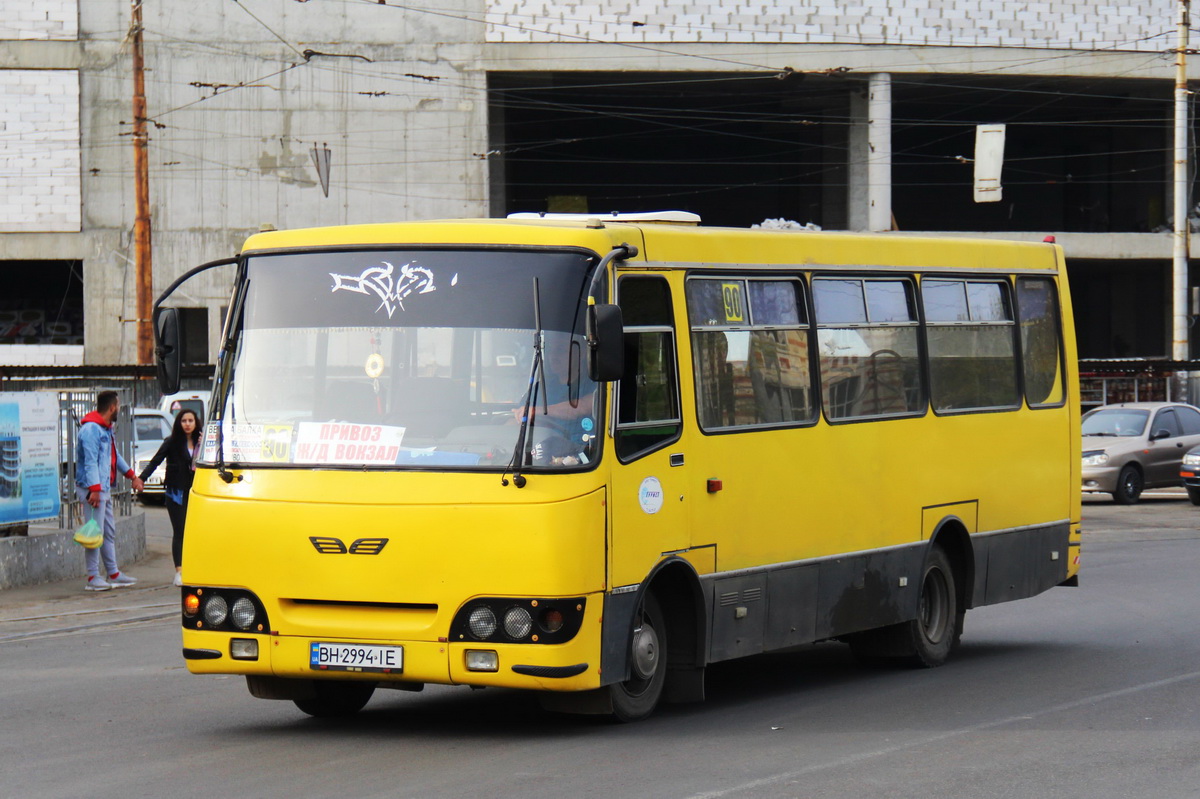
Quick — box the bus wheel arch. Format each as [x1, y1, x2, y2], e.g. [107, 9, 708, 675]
[645, 559, 707, 705]
[929, 518, 973, 620]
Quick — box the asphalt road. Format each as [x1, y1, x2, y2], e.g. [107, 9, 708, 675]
[2, 496, 1198, 799]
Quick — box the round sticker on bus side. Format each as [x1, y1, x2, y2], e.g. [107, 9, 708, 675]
[638, 476, 664, 514]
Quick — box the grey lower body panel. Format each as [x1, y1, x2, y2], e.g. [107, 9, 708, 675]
[700, 521, 1072, 664]
[969, 521, 1072, 608]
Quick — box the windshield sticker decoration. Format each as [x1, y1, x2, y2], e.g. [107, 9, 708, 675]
[201, 422, 219, 461]
[223, 424, 265, 463]
[294, 422, 406, 465]
[329, 261, 442, 318]
[259, 424, 293, 463]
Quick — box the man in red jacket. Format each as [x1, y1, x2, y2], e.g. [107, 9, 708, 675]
[74, 391, 144, 591]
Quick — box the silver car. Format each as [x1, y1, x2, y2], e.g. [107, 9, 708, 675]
[1082, 402, 1200, 504]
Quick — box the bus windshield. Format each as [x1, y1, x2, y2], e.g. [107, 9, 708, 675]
[206, 248, 601, 471]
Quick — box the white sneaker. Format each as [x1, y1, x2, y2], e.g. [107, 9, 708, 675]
[85, 575, 111, 591]
[108, 572, 138, 587]
[173, 572, 183, 587]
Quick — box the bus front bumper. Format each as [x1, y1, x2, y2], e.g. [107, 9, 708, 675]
[181, 627, 602, 693]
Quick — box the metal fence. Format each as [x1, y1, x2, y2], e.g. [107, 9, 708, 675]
[58, 389, 136, 529]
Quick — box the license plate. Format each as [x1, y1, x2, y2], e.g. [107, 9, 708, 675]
[310, 642, 403, 673]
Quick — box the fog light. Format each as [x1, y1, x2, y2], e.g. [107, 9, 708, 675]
[203, 595, 229, 627]
[230, 638, 259, 660]
[504, 606, 533, 639]
[465, 650, 498, 672]
[468, 606, 497, 639]
[230, 597, 256, 631]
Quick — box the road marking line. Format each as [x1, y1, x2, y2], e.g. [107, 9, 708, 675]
[686, 670, 1200, 799]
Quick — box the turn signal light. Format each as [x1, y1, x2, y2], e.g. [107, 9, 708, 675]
[183, 593, 200, 617]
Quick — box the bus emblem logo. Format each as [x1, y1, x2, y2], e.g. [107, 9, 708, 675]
[309, 536, 389, 555]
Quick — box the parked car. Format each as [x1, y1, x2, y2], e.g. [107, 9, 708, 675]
[1082, 402, 1200, 504]
[158, 389, 209, 422]
[133, 407, 174, 501]
[1180, 446, 1200, 505]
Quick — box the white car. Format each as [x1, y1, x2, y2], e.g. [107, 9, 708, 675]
[158, 389, 210, 422]
[133, 407, 174, 500]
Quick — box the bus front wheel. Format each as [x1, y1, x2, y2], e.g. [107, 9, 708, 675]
[293, 680, 376, 718]
[609, 592, 668, 722]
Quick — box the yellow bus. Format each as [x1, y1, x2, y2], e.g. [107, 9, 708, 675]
[155, 213, 1080, 721]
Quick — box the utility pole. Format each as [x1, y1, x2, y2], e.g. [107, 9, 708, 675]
[1173, 0, 1191, 400]
[132, 0, 153, 365]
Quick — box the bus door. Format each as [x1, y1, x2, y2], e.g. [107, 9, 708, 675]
[608, 275, 688, 587]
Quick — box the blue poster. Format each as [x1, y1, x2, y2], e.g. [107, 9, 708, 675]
[0, 392, 61, 525]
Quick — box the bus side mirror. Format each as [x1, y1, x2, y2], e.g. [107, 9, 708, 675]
[155, 307, 182, 395]
[588, 304, 624, 382]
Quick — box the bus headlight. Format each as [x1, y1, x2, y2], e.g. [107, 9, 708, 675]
[468, 606, 497, 639]
[203, 595, 229, 627]
[230, 597, 257, 630]
[451, 597, 587, 644]
[503, 607, 533, 639]
[182, 587, 269, 633]
[1082, 450, 1109, 467]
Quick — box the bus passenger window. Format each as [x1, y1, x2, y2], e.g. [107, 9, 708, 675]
[923, 279, 1020, 412]
[813, 278, 923, 421]
[616, 276, 681, 461]
[1015, 278, 1064, 407]
[687, 278, 814, 430]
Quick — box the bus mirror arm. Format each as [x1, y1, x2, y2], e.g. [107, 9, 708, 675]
[152, 255, 239, 395]
[586, 244, 635, 383]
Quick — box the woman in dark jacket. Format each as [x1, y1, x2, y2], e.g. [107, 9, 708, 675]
[139, 409, 200, 586]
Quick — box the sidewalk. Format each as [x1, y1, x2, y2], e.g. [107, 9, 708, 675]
[0, 503, 179, 632]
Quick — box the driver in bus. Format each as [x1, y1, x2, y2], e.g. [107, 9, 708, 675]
[512, 336, 597, 466]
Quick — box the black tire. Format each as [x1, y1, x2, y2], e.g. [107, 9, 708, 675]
[1113, 465, 1143, 505]
[608, 592, 668, 722]
[907, 547, 959, 668]
[1187, 487, 1200, 506]
[293, 680, 376, 718]
[847, 547, 960, 669]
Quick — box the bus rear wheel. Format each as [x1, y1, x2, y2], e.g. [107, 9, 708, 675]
[907, 547, 958, 667]
[293, 680, 376, 718]
[609, 592, 668, 722]
[848, 546, 960, 668]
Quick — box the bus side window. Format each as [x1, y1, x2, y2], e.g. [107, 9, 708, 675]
[923, 278, 1020, 413]
[615, 276, 681, 461]
[1015, 277, 1065, 407]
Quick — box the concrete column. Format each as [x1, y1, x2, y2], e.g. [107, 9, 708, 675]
[847, 73, 893, 232]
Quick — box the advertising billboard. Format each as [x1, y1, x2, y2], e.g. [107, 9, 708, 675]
[0, 392, 61, 526]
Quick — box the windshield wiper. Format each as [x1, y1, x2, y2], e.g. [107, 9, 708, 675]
[503, 278, 544, 488]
